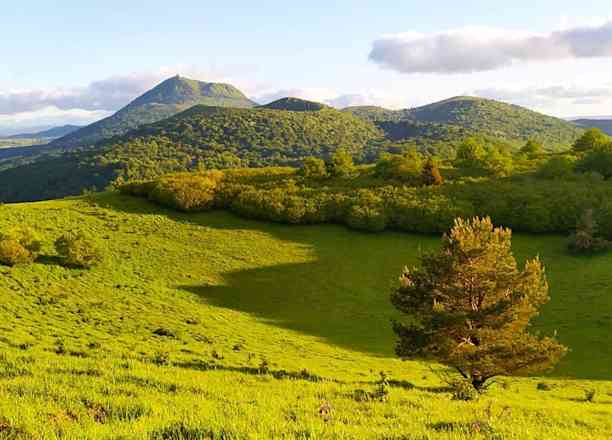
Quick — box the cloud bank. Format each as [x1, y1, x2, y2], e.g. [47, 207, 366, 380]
[369, 21, 612, 74]
[0, 74, 163, 115]
[472, 85, 612, 114]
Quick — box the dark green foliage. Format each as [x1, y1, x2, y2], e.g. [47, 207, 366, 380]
[575, 143, 612, 178]
[572, 128, 609, 153]
[391, 217, 567, 390]
[301, 157, 328, 179]
[421, 158, 443, 186]
[0, 227, 41, 266]
[54, 231, 103, 268]
[537, 155, 576, 179]
[567, 210, 611, 255]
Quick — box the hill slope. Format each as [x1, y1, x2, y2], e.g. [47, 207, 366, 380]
[50, 76, 256, 148]
[0, 193, 610, 438]
[574, 119, 612, 135]
[409, 96, 583, 147]
[346, 97, 583, 148]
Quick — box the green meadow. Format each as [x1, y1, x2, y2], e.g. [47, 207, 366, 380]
[0, 193, 610, 439]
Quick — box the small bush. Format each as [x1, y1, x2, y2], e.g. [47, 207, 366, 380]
[584, 389, 596, 402]
[450, 379, 479, 401]
[536, 382, 554, 391]
[55, 232, 102, 268]
[568, 210, 611, 255]
[0, 240, 33, 266]
[0, 227, 41, 266]
[301, 157, 328, 179]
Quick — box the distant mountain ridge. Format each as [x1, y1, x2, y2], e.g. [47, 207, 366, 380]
[573, 119, 612, 135]
[1, 125, 81, 140]
[51, 76, 256, 148]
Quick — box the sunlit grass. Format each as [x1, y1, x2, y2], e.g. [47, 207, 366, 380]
[0, 193, 610, 438]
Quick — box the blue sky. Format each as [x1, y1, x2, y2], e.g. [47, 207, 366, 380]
[2, 1, 612, 130]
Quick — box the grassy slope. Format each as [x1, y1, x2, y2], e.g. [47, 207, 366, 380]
[0, 193, 610, 438]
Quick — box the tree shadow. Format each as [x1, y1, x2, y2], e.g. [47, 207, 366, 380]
[35, 255, 63, 266]
[178, 258, 401, 357]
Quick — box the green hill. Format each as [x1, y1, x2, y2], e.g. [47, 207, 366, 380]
[0, 105, 382, 202]
[50, 76, 256, 148]
[408, 96, 583, 147]
[0, 192, 610, 438]
[574, 119, 612, 135]
[345, 97, 583, 149]
[260, 97, 329, 112]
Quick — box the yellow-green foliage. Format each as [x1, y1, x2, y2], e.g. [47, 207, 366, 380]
[0, 239, 32, 266]
[55, 232, 103, 268]
[0, 227, 41, 266]
[148, 170, 224, 211]
[0, 194, 610, 438]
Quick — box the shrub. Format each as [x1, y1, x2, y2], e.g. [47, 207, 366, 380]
[573, 128, 609, 153]
[537, 155, 576, 179]
[520, 139, 544, 157]
[328, 150, 355, 178]
[568, 210, 611, 255]
[375, 150, 423, 182]
[301, 157, 328, 179]
[454, 137, 486, 169]
[54, 232, 102, 268]
[482, 147, 514, 177]
[575, 144, 612, 179]
[450, 379, 479, 401]
[0, 240, 33, 266]
[0, 228, 41, 266]
[149, 171, 223, 211]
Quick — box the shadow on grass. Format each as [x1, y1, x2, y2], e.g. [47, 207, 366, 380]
[94, 193, 432, 358]
[35, 255, 63, 266]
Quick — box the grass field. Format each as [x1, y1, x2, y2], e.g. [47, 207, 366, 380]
[0, 193, 610, 439]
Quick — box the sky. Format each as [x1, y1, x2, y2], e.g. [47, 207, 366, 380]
[2, 0, 612, 131]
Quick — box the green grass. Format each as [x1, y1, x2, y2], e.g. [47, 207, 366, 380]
[0, 193, 610, 439]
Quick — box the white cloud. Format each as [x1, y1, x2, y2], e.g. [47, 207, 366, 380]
[472, 84, 612, 114]
[369, 20, 612, 74]
[0, 106, 111, 131]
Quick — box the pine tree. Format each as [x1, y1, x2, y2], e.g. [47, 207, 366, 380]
[421, 158, 444, 186]
[391, 217, 567, 390]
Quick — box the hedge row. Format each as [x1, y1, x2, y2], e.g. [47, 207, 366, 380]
[119, 170, 612, 234]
